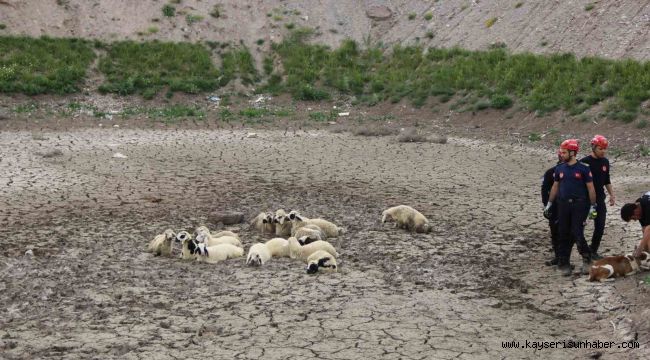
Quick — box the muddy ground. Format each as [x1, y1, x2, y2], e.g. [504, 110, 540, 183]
[1, 123, 650, 359]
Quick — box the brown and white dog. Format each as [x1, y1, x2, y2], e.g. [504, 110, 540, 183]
[588, 252, 650, 282]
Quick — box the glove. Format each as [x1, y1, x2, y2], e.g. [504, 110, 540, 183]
[543, 203, 552, 219]
[588, 205, 597, 220]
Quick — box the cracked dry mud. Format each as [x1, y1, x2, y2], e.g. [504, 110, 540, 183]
[1, 128, 649, 359]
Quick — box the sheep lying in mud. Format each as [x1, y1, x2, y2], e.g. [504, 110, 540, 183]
[195, 243, 244, 264]
[252, 212, 276, 235]
[273, 209, 292, 237]
[265, 237, 290, 258]
[147, 229, 176, 256]
[246, 243, 271, 267]
[195, 226, 241, 246]
[177, 231, 200, 260]
[306, 250, 338, 274]
[381, 205, 431, 233]
[288, 237, 338, 261]
[288, 211, 345, 238]
[294, 224, 324, 245]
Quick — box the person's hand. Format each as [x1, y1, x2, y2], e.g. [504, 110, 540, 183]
[588, 205, 598, 220]
[609, 194, 615, 206]
[543, 203, 552, 219]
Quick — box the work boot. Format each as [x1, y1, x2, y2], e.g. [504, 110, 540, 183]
[545, 257, 559, 266]
[557, 258, 572, 277]
[591, 252, 603, 260]
[581, 256, 593, 275]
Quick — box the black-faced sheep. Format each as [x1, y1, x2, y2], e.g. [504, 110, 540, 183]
[246, 243, 271, 266]
[147, 229, 176, 256]
[288, 211, 345, 238]
[177, 231, 199, 260]
[288, 237, 338, 261]
[306, 250, 338, 274]
[381, 205, 431, 233]
[273, 209, 292, 237]
[294, 224, 324, 245]
[195, 243, 244, 264]
[252, 212, 276, 235]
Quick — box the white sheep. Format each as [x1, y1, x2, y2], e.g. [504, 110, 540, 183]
[195, 243, 244, 264]
[252, 212, 276, 235]
[306, 250, 338, 274]
[288, 237, 338, 261]
[194, 225, 242, 246]
[273, 209, 292, 237]
[265, 237, 290, 258]
[288, 211, 345, 238]
[246, 243, 272, 266]
[381, 205, 431, 233]
[147, 228, 176, 256]
[294, 224, 324, 245]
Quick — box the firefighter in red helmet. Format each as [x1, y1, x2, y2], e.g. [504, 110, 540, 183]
[580, 135, 615, 260]
[544, 139, 597, 276]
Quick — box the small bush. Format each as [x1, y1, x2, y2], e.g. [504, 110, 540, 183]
[309, 111, 337, 122]
[515, 2, 524, 8]
[186, 14, 204, 25]
[640, 146, 650, 157]
[162, 5, 175, 17]
[147, 26, 159, 34]
[256, 39, 265, 46]
[485, 17, 498, 28]
[528, 132, 542, 142]
[408, 13, 417, 20]
[585, 4, 595, 11]
[490, 94, 513, 109]
[424, 13, 433, 21]
[397, 128, 429, 143]
[0, 24, 6, 30]
[285, 23, 295, 30]
[425, 31, 434, 39]
[636, 119, 648, 129]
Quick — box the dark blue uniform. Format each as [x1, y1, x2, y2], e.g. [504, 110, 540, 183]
[554, 162, 593, 261]
[541, 166, 559, 256]
[636, 192, 650, 227]
[580, 155, 611, 253]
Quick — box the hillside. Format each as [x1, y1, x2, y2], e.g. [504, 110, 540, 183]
[1, 0, 649, 61]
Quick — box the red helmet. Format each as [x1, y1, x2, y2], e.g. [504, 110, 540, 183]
[560, 139, 579, 152]
[590, 135, 608, 149]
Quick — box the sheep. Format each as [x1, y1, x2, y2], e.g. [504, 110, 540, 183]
[381, 205, 431, 233]
[252, 212, 275, 235]
[294, 224, 324, 245]
[194, 225, 242, 246]
[288, 211, 345, 238]
[288, 237, 338, 261]
[246, 243, 272, 266]
[273, 209, 292, 237]
[265, 237, 290, 258]
[147, 229, 176, 256]
[177, 231, 200, 260]
[306, 250, 338, 274]
[195, 243, 244, 264]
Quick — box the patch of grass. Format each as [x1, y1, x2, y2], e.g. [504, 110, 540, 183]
[162, 5, 175, 17]
[285, 23, 295, 30]
[12, 103, 38, 113]
[147, 26, 159, 34]
[220, 47, 259, 86]
[210, 4, 222, 18]
[585, 4, 595, 11]
[272, 15, 283, 21]
[425, 31, 435, 39]
[218, 108, 234, 121]
[424, 13, 433, 21]
[636, 119, 648, 129]
[515, 2, 524, 8]
[473, 100, 491, 111]
[147, 105, 205, 120]
[98, 40, 219, 97]
[256, 39, 265, 46]
[528, 132, 542, 142]
[238, 107, 291, 118]
[644, 275, 650, 284]
[408, 13, 417, 20]
[0, 24, 6, 30]
[485, 17, 498, 28]
[0, 36, 95, 95]
[308, 111, 337, 122]
[640, 146, 650, 157]
[186, 14, 204, 25]
[490, 94, 513, 109]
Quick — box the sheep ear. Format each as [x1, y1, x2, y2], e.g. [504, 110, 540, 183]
[295, 215, 303, 221]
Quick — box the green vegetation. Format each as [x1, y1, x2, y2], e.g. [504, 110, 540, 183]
[408, 13, 417, 20]
[528, 132, 542, 142]
[309, 111, 337, 122]
[485, 17, 498, 28]
[515, 2, 524, 8]
[585, 4, 595, 11]
[186, 14, 204, 25]
[0, 36, 95, 94]
[162, 5, 175, 17]
[0, 24, 6, 30]
[220, 47, 259, 86]
[239, 107, 292, 118]
[98, 40, 219, 98]
[424, 13, 433, 21]
[210, 5, 222, 18]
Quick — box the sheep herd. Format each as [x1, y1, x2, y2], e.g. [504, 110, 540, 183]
[147, 206, 431, 274]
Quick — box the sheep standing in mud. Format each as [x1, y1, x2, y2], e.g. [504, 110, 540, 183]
[288, 211, 345, 238]
[381, 205, 431, 233]
[288, 237, 338, 261]
[246, 243, 272, 266]
[252, 212, 276, 235]
[195, 243, 244, 264]
[306, 250, 338, 274]
[147, 229, 176, 256]
[273, 209, 292, 237]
